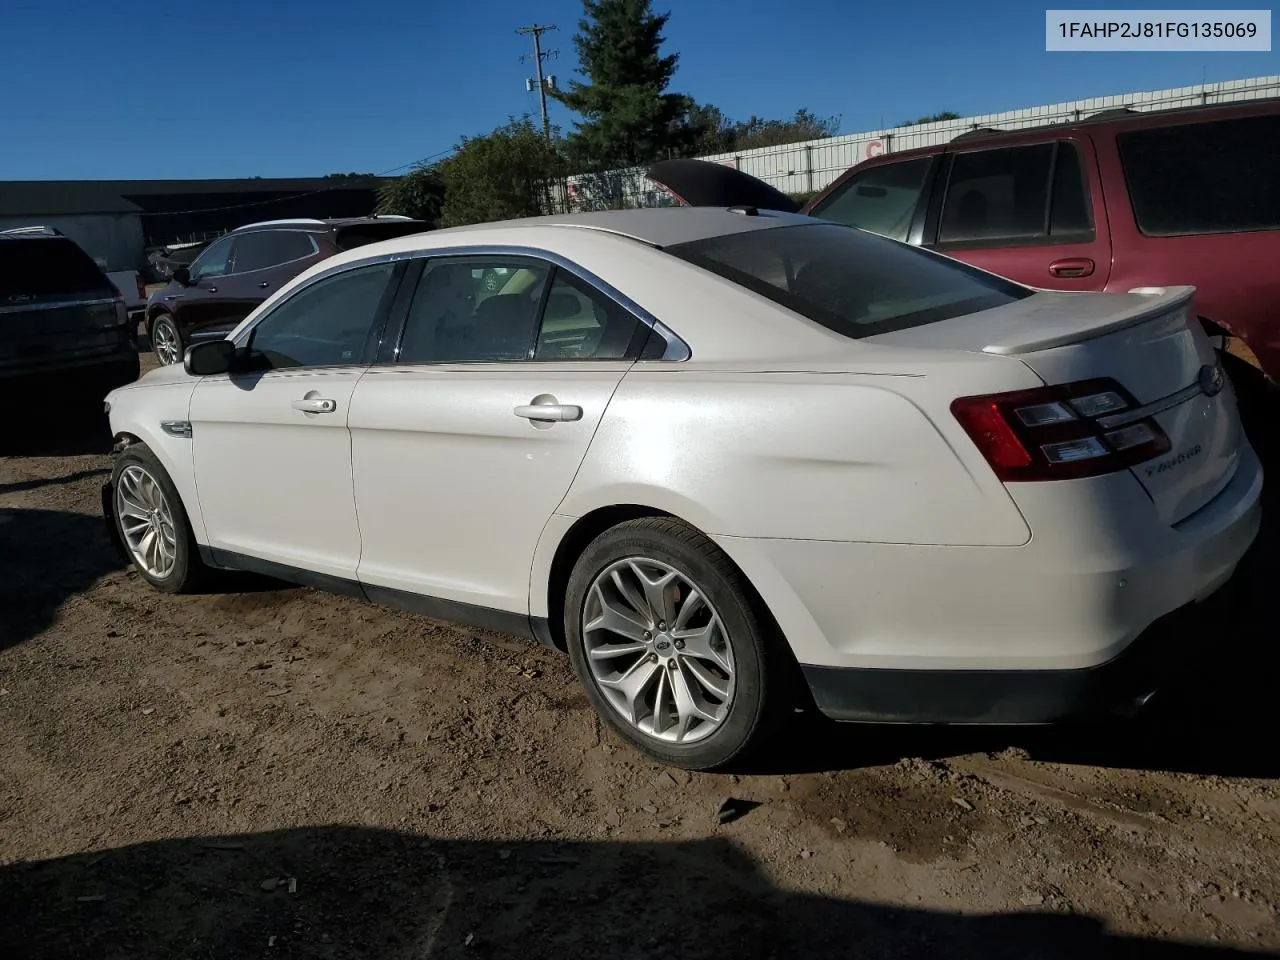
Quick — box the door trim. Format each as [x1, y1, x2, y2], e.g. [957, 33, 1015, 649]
[197, 546, 556, 646]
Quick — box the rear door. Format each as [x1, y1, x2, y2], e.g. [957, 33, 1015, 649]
[348, 254, 648, 616]
[922, 138, 1113, 292]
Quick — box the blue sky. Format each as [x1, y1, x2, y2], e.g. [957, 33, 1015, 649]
[1, 0, 1275, 180]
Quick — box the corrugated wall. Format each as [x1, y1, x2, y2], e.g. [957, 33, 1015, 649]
[560, 74, 1280, 209]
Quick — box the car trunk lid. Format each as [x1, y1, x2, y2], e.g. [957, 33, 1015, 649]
[867, 286, 1241, 525]
[644, 159, 803, 213]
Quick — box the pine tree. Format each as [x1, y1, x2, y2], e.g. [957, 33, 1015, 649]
[552, 0, 693, 170]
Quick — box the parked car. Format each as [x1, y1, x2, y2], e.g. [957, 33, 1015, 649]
[102, 208, 1260, 770]
[648, 98, 1280, 425]
[1, 226, 139, 400]
[144, 216, 431, 366]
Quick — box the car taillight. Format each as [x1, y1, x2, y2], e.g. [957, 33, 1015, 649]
[951, 378, 1170, 482]
[136, 275, 146, 301]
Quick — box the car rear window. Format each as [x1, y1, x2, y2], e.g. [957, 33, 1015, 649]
[334, 221, 429, 251]
[665, 222, 1031, 339]
[0, 237, 112, 298]
[1117, 114, 1280, 236]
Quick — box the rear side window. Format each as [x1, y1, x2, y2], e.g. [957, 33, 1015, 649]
[233, 231, 316, 273]
[667, 222, 1031, 340]
[937, 142, 1092, 246]
[0, 237, 111, 297]
[808, 157, 932, 241]
[1117, 115, 1280, 236]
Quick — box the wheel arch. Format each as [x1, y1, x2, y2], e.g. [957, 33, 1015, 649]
[108, 426, 208, 545]
[534, 504, 804, 667]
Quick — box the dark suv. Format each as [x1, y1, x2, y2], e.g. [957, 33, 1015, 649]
[649, 98, 1280, 413]
[1, 227, 138, 400]
[145, 216, 430, 364]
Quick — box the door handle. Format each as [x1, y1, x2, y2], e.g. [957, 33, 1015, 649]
[258, 281, 270, 289]
[514, 402, 582, 422]
[292, 398, 337, 414]
[1048, 257, 1095, 279]
[206, 285, 218, 293]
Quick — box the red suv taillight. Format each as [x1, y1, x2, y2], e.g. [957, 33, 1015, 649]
[951, 378, 1170, 482]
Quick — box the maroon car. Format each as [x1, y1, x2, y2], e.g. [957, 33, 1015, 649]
[648, 97, 1280, 426]
[145, 216, 430, 365]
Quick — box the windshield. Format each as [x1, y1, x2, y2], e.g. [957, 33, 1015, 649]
[665, 222, 1031, 339]
[0, 236, 113, 298]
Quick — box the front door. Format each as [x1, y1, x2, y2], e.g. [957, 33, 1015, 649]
[349, 255, 649, 615]
[190, 259, 404, 580]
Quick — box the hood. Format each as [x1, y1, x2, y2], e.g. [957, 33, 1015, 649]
[645, 159, 802, 214]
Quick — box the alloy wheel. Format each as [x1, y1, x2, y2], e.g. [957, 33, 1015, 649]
[581, 557, 736, 744]
[153, 320, 181, 365]
[116, 464, 179, 579]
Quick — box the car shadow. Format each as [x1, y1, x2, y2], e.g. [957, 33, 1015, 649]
[0, 508, 125, 652]
[2, 826, 1272, 960]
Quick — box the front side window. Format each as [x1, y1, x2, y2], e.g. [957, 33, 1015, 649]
[808, 157, 932, 241]
[667, 222, 1031, 340]
[1118, 114, 1280, 236]
[189, 235, 234, 280]
[397, 257, 550, 363]
[242, 261, 398, 369]
[233, 231, 316, 273]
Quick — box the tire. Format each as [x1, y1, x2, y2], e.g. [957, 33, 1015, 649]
[110, 444, 208, 593]
[151, 313, 183, 366]
[564, 517, 793, 770]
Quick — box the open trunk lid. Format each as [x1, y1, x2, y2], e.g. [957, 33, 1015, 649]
[867, 286, 1242, 525]
[645, 159, 802, 213]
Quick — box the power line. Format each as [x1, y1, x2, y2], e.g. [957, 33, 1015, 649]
[516, 23, 558, 140]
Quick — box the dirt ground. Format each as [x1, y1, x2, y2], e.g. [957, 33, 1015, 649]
[2, 352, 1279, 959]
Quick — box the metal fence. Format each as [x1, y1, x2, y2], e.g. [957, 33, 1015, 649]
[547, 74, 1280, 213]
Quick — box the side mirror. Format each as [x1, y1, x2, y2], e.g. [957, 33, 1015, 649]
[173, 266, 192, 286]
[184, 339, 236, 376]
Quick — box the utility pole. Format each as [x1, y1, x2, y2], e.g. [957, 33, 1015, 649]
[517, 23, 558, 139]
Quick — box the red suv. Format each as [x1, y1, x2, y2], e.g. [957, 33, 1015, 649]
[650, 99, 1280, 418]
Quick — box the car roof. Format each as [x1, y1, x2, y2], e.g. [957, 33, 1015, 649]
[232, 216, 426, 234]
[420, 206, 813, 248]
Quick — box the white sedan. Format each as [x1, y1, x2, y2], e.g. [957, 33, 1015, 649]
[102, 208, 1262, 770]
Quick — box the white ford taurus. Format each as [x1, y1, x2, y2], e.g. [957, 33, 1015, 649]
[102, 208, 1262, 770]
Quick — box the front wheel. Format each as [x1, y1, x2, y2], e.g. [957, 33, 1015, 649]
[111, 444, 207, 593]
[564, 517, 791, 770]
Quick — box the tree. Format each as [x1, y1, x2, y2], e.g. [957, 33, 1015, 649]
[898, 110, 961, 127]
[728, 109, 840, 151]
[376, 166, 446, 224]
[552, 0, 695, 169]
[433, 117, 563, 227]
[675, 104, 839, 157]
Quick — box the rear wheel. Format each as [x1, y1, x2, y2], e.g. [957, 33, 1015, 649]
[111, 444, 207, 593]
[151, 314, 183, 366]
[564, 517, 791, 770]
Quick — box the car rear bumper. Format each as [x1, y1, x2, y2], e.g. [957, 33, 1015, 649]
[801, 579, 1237, 723]
[714, 441, 1262, 723]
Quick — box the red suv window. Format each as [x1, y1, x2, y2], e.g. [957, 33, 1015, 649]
[936, 141, 1093, 247]
[1117, 114, 1280, 237]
